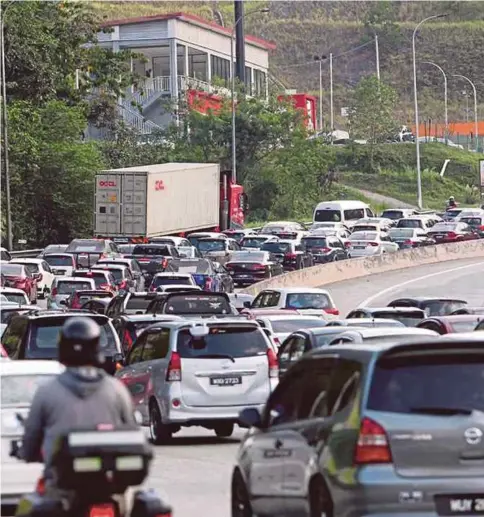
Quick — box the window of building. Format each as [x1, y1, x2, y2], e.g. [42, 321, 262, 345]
[253, 69, 266, 97]
[245, 66, 252, 94]
[177, 43, 186, 77]
[211, 55, 230, 86]
[188, 50, 208, 82]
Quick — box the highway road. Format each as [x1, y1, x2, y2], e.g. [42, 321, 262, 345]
[32, 258, 484, 517]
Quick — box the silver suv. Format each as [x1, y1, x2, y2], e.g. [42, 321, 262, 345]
[47, 276, 96, 309]
[232, 335, 484, 517]
[116, 319, 278, 443]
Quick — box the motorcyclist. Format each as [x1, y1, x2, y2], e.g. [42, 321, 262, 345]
[22, 317, 136, 486]
[446, 196, 457, 209]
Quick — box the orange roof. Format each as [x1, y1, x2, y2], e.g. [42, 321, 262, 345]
[100, 12, 276, 51]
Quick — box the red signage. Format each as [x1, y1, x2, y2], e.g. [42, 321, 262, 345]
[155, 180, 165, 191]
[99, 180, 116, 187]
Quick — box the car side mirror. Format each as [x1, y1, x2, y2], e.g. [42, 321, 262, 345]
[238, 407, 263, 429]
[34, 273, 42, 281]
[243, 301, 252, 308]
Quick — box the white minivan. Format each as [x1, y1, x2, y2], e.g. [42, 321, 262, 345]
[313, 200, 374, 228]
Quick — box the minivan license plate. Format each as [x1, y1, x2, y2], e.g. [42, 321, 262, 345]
[435, 494, 484, 515]
[210, 376, 241, 386]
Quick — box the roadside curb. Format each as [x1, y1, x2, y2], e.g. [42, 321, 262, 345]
[240, 240, 484, 296]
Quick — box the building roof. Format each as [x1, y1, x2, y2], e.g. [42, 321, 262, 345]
[100, 12, 276, 51]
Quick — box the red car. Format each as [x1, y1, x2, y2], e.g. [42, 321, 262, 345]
[1, 263, 38, 303]
[427, 222, 480, 244]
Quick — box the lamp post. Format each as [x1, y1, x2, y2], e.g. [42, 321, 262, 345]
[374, 34, 380, 81]
[422, 61, 448, 142]
[230, 7, 269, 184]
[0, 0, 15, 251]
[453, 74, 478, 152]
[412, 13, 447, 209]
[313, 54, 327, 131]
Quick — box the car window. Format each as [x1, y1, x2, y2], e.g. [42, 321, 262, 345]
[289, 336, 307, 363]
[152, 276, 192, 288]
[285, 293, 330, 310]
[164, 294, 231, 315]
[44, 255, 74, 267]
[367, 353, 484, 414]
[66, 240, 105, 253]
[326, 359, 362, 415]
[422, 300, 466, 316]
[278, 338, 295, 363]
[127, 336, 145, 365]
[2, 317, 28, 356]
[57, 281, 93, 294]
[141, 330, 170, 361]
[42, 262, 52, 274]
[418, 321, 444, 334]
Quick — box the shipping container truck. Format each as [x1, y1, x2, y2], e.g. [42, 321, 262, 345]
[94, 163, 247, 242]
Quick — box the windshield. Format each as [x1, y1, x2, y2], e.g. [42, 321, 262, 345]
[126, 296, 154, 311]
[271, 318, 327, 333]
[16, 263, 39, 273]
[398, 219, 423, 228]
[261, 242, 291, 254]
[132, 246, 170, 256]
[152, 276, 192, 287]
[349, 232, 378, 241]
[285, 293, 330, 310]
[2, 374, 57, 406]
[57, 281, 93, 294]
[367, 355, 484, 413]
[2, 264, 24, 276]
[2, 293, 26, 304]
[177, 326, 267, 359]
[301, 238, 328, 248]
[74, 272, 108, 288]
[94, 268, 122, 281]
[314, 209, 342, 222]
[422, 300, 466, 316]
[44, 255, 73, 266]
[27, 319, 117, 358]
[371, 310, 424, 326]
[166, 260, 212, 275]
[388, 229, 415, 239]
[66, 240, 105, 253]
[381, 210, 404, 220]
[164, 294, 231, 315]
[198, 240, 225, 252]
[430, 223, 457, 232]
[230, 252, 266, 262]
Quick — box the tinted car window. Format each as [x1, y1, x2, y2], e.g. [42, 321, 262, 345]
[198, 240, 225, 252]
[422, 300, 466, 316]
[177, 326, 267, 359]
[44, 255, 74, 267]
[261, 242, 291, 254]
[368, 355, 484, 413]
[371, 310, 424, 326]
[73, 272, 109, 289]
[2, 374, 57, 405]
[286, 293, 330, 310]
[166, 259, 212, 274]
[27, 319, 117, 358]
[314, 210, 341, 222]
[132, 246, 171, 256]
[301, 238, 329, 248]
[152, 276, 192, 287]
[66, 240, 105, 253]
[381, 210, 404, 220]
[164, 294, 231, 315]
[240, 238, 269, 248]
[271, 319, 327, 333]
[57, 281, 93, 294]
[126, 296, 155, 311]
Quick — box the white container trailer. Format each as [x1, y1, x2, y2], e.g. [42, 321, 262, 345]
[94, 163, 220, 238]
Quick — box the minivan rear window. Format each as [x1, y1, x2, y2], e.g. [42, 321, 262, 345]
[66, 240, 105, 253]
[314, 209, 341, 222]
[177, 326, 267, 359]
[152, 276, 192, 287]
[27, 318, 117, 358]
[367, 355, 484, 413]
[57, 281, 93, 294]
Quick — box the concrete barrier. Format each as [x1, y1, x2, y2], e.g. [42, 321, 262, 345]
[241, 240, 484, 296]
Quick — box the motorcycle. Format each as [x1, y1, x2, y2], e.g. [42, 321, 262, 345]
[10, 415, 172, 517]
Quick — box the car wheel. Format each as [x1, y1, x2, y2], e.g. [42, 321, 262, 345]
[214, 422, 234, 438]
[309, 476, 333, 517]
[231, 470, 253, 517]
[332, 255, 339, 262]
[149, 401, 171, 445]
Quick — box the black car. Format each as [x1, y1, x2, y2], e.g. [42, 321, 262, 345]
[301, 235, 348, 263]
[105, 292, 160, 318]
[387, 297, 467, 316]
[131, 244, 180, 284]
[260, 241, 314, 271]
[1, 310, 122, 375]
[225, 251, 283, 286]
[346, 307, 426, 326]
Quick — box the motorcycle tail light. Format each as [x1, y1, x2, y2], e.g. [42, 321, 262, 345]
[89, 504, 115, 517]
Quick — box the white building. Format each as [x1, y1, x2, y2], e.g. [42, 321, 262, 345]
[96, 12, 275, 134]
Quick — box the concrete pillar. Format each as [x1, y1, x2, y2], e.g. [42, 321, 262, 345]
[169, 38, 178, 99]
[206, 52, 211, 84]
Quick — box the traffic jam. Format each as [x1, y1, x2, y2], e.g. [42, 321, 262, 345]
[2, 173, 484, 516]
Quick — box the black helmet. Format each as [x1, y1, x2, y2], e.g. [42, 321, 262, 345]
[58, 317, 104, 367]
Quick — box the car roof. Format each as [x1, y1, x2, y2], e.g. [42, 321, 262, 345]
[257, 315, 326, 322]
[44, 253, 75, 258]
[421, 315, 483, 323]
[338, 327, 437, 338]
[153, 272, 192, 277]
[10, 258, 43, 264]
[389, 296, 467, 303]
[357, 306, 425, 313]
[0, 360, 65, 376]
[146, 318, 260, 331]
[54, 276, 95, 282]
[0, 287, 27, 294]
[261, 287, 330, 295]
[92, 264, 127, 270]
[121, 314, 183, 322]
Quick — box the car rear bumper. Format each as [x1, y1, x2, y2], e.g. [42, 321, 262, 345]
[231, 273, 267, 283]
[312, 254, 334, 263]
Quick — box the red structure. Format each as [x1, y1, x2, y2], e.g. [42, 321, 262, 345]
[186, 89, 224, 115]
[277, 93, 317, 130]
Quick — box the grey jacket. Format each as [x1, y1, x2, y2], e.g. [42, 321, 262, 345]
[22, 366, 136, 477]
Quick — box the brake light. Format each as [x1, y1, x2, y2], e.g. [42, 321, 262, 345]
[368, 242, 379, 247]
[118, 280, 128, 290]
[251, 264, 266, 270]
[88, 503, 115, 517]
[51, 287, 58, 296]
[161, 258, 168, 269]
[354, 417, 392, 464]
[480, 225, 484, 231]
[166, 352, 181, 381]
[319, 247, 331, 253]
[404, 240, 414, 245]
[71, 297, 82, 309]
[124, 329, 134, 351]
[324, 308, 340, 316]
[285, 253, 297, 259]
[99, 283, 110, 291]
[267, 348, 279, 378]
[447, 232, 457, 239]
[35, 477, 45, 495]
[204, 277, 213, 291]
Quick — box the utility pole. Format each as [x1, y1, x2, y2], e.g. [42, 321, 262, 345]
[453, 74, 479, 152]
[375, 34, 380, 81]
[233, 0, 245, 84]
[422, 61, 448, 142]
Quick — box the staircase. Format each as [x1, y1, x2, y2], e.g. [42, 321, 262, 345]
[117, 101, 162, 135]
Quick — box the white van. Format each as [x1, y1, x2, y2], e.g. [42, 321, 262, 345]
[313, 200, 374, 228]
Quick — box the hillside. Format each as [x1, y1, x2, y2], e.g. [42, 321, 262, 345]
[94, 1, 484, 129]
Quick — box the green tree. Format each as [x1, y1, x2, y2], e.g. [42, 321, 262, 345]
[8, 101, 103, 246]
[348, 76, 399, 170]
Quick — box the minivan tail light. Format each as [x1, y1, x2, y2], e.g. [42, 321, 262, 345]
[51, 287, 58, 296]
[285, 253, 297, 259]
[324, 308, 340, 316]
[267, 348, 279, 378]
[166, 352, 181, 381]
[354, 417, 392, 464]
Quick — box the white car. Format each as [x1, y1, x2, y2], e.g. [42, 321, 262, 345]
[9, 259, 55, 298]
[156, 285, 202, 293]
[0, 287, 30, 305]
[42, 253, 76, 277]
[352, 217, 394, 233]
[149, 272, 198, 292]
[250, 287, 340, 317]
[1, 360, 65, 508]
[348, 231, 399, 257]
[255, 315, 328, 347]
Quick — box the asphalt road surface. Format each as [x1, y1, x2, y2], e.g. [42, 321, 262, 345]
[32, 258, 484, 517]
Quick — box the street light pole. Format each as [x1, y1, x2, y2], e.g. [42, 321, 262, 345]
[329, 52, 333, 133]
[453, 74, 478, 152]
[318, 59, 322, 130]
[412, 14, 447, 209]
[1, 0, 14, 251]
[230, 7, 269, 185]
[374, 34, 380, 81]
[422, 61, 448, 142]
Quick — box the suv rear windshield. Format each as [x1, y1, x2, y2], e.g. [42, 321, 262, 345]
[314, 209, 342, 222]
[94, 268, 123, 281]
[422, 300, 466, 316]
[27, 318, 117, 358]
[240, 237, 268, 248]
[166, 260, 212, 274]
[132, 246, 171, 256]
[57, 281, 93, 294]
[285, 293, 331, 310]
[73, 272, 108, 288]
[261, 242, 291, 254]
[126, 295, 156, 311]
[164, 294, 231, 315]
[152, 276, 192, 287]
[371, 310, 424, 326]
[44, 255, 73, 267]
[66, 240, 105, 253]
[198, 240, 225, 252]
[176, 326, 267, 359]
[381, 210, 404, 220]
[367, 354, 484, 413]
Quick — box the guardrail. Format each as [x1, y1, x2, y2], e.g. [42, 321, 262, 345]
[9, 249, 43, 258]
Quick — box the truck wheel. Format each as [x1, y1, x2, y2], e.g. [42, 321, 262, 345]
[149, 402, 171, 445]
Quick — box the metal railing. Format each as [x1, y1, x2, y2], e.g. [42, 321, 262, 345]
[117, 103, 161, 135]
[9, 249, 43, 258]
